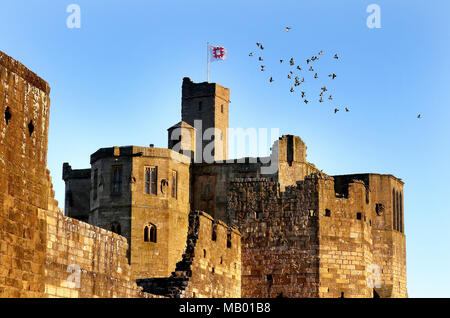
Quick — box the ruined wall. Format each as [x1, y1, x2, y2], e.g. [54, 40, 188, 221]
[228, 178, 320, 298]
[183, 211, 241, 298]
[0, 50, 50, 297]
[137, 210, 241, 298]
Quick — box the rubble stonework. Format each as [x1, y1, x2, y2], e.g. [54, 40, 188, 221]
[227, 172, 407, 298]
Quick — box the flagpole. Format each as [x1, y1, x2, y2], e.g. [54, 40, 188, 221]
[207, 42, 210, 82]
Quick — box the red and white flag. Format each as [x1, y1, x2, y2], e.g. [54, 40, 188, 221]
[209, 44, 227, 62]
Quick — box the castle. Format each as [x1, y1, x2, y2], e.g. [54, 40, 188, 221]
[0, 50, 407, 298]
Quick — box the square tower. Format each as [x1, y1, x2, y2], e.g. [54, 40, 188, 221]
[181, 77, 229, 162]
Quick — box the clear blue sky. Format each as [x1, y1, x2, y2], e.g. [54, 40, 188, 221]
[1, 0, 449, 297]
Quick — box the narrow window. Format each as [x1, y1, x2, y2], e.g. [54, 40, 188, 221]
[220, 256, 223, 264]
[211, 224, 217, 241]
[110, 221, 121, 235]
[221, 104, 224, 113]
[198, 101, 203, 111]
[325, 209, 331, 217]
[4, 107, 11, 125]
[93, 169, 98, 200]
[356, 212, 362, 220]
[400, 192, 403, 233]
[144, 226, 149, 242]
[145, 167, 158, 195]
[111, 166, 122, 195]
[212, 267, 215, 275]
[397, 192, 400, 231]
[28, 120, 34, 136]
[227, 232, 232, 248]
[340, 292, 345, 298]
[171, 170, 177, 199]
[144, 223, 157, 242]
[393, 189, 397, 231]
[150, 224, 157, 242]
[266, 274, 273, 282]
[203, 249, 207, 258]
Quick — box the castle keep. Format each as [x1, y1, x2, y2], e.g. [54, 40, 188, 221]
[0, 50, 407, 298]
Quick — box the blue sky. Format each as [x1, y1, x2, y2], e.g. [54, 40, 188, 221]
[1, 0, 449, 297]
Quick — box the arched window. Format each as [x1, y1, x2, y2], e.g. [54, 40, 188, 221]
[144, 223, 157, 243]
[110, 221, 121, 235]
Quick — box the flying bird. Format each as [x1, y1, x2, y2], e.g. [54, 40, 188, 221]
[286, 26, 292, 32]
[417, 114, 422, 119]
[306, 59, 311, 64]
[314, 73, 318, 79]
[256, 42, 261, 47]
[345, 107, 349, 112]
[301, 91, 306, 98]
[296, 66, 302, 70]
[290, 87, 294, 93]
[249, 52, 253, 57]
[269, 77, 274, 83]
[260, 65, 265, 71]
[318, 50, 323, 55]
[329, 73, 337, 79]
[280, 60, 284, 64]
[319, 97, 323, 103]
[309, 66, 314, 71]
[304, 99, 309, 104]
[328, 95, 333, 100]
[260, 45, 264, 50]
[290, 58, 295, 66]
[334, 108, 339, 113]
[287, 74, 292, 79]
[334, 54, 339, 59]
[259, 57, 263, 61]
[321, 86, 328, 92]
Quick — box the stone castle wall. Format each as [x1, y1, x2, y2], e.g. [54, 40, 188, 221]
[137, 210, 241, 298]
[0, 50, 151, 298]
[227, 173, 407, 298]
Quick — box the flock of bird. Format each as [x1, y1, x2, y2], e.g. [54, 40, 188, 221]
[249, 26, 422, 118]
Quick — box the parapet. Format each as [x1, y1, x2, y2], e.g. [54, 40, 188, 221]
[0, 50, 50, 94]
[182, 77, 230, 102]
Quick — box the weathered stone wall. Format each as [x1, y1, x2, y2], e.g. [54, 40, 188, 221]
[227, 173, 407, 298]
[137, 210, 241, 298]
[0, 50, 50, 297]
[40, 202, 148, 298]
[0, 50, 152, 298]
[183, 211, 241, 298]
[228, 178, 320, 298]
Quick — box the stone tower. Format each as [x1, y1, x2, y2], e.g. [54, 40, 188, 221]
[180, 77, 229, 162]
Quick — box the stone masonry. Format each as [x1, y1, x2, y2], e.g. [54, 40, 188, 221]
[0, 48, 406, 298]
